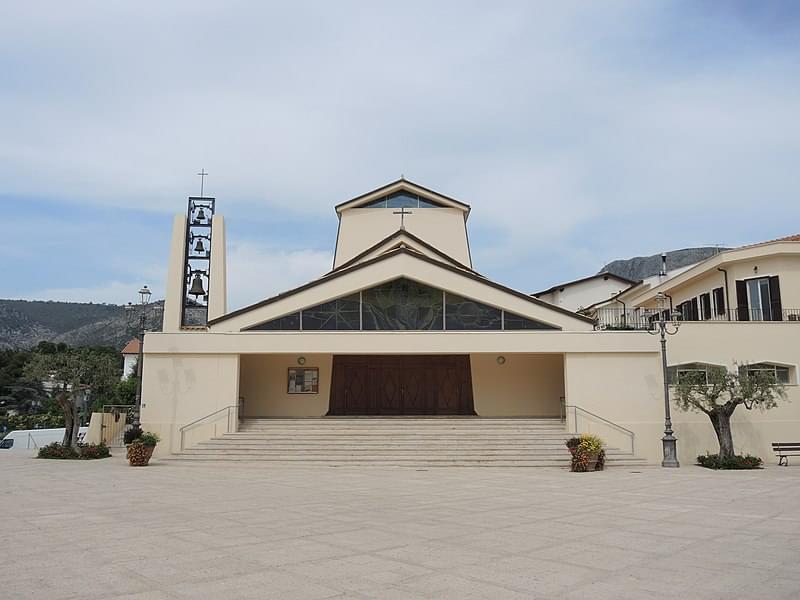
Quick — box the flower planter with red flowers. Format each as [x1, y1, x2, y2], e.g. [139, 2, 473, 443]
[566, 434, 606, 472]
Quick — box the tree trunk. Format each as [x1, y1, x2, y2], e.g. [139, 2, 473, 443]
[62, 402, 73, 446]
[710, 410, 735, 459]
[57, 391, 77, 447]
[71, 401, 80, 448]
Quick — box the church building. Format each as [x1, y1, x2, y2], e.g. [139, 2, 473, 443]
[140, 179, 800, 465]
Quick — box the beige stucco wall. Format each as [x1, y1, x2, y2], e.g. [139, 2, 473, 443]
[162, 215, 188, 332]
[335, 208, 471, 268]
[472, 353, 564, 417]
[239, 354, 333, 417]
[564, 323, 800, 465]
[238, 352, 564, 418]
[140, 353, 240, 454]
[666, 323, 800, 463]
[564, 352, 663, 460]
[146, 329, 654, 356]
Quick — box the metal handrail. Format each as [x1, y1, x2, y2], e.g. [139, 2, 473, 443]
[179, 405, 237, 450]
[564, 404, 635, 455]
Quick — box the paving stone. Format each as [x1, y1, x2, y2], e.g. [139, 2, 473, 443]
[2, 452, 800, 598]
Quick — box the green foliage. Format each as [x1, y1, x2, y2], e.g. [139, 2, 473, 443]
[138, 432, 160, 447]
[674, 363, 788, 459]
[674, 364, 787, 416]
[566, 434, 606, 472]
[697, 453, 763, 470]
[37, 441, 111, 459]
[2, 413, 64, 433]
[38, 442, 79, 459]
[77, 442, 111, 459]
[24, 345, 122, 447]
[124, 426, 144, 445]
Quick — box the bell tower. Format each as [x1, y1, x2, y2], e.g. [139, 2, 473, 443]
[162, 178, 227, 332]
[181, 197, 215, 326]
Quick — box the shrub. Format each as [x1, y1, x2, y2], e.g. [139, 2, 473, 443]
[138, 432, 160, 447]
[697, 453, 763, 470]
[123, 425, 143, 445]
[77, 442, 111, 460]
[38, 442, 79, 459]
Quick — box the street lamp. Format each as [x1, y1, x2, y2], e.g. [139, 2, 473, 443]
[126, 285, 153, 428]
[648, 291, 681, 467]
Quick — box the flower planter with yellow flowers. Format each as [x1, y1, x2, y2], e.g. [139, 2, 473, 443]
[566, 434, 606, 472]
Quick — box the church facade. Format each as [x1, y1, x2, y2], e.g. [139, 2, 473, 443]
[140, 179, 800, 464]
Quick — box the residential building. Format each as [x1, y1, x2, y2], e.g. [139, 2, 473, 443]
[121, 339, 140, 380]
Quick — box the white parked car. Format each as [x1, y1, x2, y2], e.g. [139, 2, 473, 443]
[0, 428, 88, 451]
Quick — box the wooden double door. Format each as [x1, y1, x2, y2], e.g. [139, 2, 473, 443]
[328, 355, 475, 416]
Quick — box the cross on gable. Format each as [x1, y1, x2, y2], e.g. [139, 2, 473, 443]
[393, 206, 413, 229]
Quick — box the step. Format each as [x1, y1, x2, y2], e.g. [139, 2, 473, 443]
[169, 418, 645, 466]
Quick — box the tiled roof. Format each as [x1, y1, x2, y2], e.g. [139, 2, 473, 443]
[738, 233, 800, 250]
[121, 339, 140, 354]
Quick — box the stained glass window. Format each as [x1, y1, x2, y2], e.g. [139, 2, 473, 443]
[362, 279, 443, 330]
[249, 312, 300, 331]
[245, 281, 560, 331]
[445, 293, 501, 330]
[503, 312, 556, 330]
[302, 294, 360, 330]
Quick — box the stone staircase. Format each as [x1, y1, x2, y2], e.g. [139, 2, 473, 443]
[168, 418, 648, 467]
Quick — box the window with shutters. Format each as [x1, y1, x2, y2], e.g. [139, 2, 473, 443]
[700, 293, 712, 320]
[737, 276, 782, 321]
[713, 287, 725, 316]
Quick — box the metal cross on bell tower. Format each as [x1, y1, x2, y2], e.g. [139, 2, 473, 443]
[197, 169, 208, 197]
[393, 207, 413, 229]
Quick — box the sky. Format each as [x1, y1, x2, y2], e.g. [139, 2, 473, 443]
[1, 1, 799, 310]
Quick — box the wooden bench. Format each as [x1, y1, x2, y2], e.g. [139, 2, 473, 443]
[772, 443, 800, 466]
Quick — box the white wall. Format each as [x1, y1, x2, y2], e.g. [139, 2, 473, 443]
[538, 277, 632, 312]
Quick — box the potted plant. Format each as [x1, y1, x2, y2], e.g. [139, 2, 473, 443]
[126, 430, 160, 466]
[566, 434, 606, 472]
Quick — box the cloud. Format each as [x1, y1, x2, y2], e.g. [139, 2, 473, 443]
[2, 1, 799, 298]
[226, 242, 332, 310]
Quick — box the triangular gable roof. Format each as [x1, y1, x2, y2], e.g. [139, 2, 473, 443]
[533, 271, 638, 297]
[208, 246, 594, 331]
[121, 339, 140, 354]
[331, 229, 477, 275]
[334, 178, 471, 216]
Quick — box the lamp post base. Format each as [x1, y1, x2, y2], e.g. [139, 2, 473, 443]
[661, 434, 680, 468]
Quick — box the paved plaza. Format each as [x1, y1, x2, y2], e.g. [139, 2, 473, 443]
[2, 452, 800, 599]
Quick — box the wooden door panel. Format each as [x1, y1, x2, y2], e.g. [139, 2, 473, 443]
[330, 355, 474, 415]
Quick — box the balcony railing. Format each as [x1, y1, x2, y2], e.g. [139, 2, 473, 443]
[591, 307, 800, 330]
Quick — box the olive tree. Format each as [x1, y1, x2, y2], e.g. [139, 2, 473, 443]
[25, 347, 119, 447]
[674, 365, 787, 459]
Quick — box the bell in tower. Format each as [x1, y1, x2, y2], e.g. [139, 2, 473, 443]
[188, 272, 206, 297]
